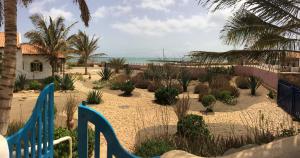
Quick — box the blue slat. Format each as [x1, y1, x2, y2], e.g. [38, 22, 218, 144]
[38, 116, 42, 156]
[95, 128, 100, 158]
[24, 137, 29, 158]
[6, 84, 54, 158]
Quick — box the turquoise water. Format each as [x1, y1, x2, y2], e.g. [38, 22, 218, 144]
[68, 56, 186, 65]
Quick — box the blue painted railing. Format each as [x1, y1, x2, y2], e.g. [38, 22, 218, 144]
[78, 104, 139, 158]
[6, 83, 54, 158]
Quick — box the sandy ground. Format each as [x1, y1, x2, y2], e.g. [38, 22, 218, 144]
[10, 67, 299, 155]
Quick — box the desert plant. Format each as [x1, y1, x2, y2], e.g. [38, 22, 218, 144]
[178, 68, 191, 92]
[98, 64, 113, 81]
[135, 138, 175, 157]
[87, 90, 103, 104]
[268, 90, 276, 99]
[177, 114, 211, 139]
[201, 95, 216, 112]
[120, 80, 135, 96]
[109, 58, 126, 73]
[155, 87, 179, 105]
[64, 95, 78, 130]
[14, 74, 27, 92]
[235, 76, 249, 89]
[110, 74, 127, 90]
[29, 80, 41, 90]
[61, 74, 76, 91]
[248, 76, 261, 96]
[174, 95, 191, 121]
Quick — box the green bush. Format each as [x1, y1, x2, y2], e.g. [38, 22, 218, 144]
[212, 90, 237, 105]
[198, 73, 211, 82]
[29, 80, 42, 90]
[177, 114, 211, 139]
[155, 87, 179, 105]
[54, 127, 95, 158]
[87, 90, 102, 104]
[135, 138, 175, 157]
[61, 74, 76, 91]
[235, 76, 249, 89]
[98, 64, 113, 81]
[201, 95, 216, 111]
[110, 82, 122, 90]
[120, 81, 135, 96]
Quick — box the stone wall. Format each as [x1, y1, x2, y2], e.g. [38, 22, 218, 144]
[234, 66, 279, 90]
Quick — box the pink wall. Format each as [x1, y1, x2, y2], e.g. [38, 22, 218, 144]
[234, 66, 278, 90]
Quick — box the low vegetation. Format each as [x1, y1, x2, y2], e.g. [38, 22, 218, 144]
[201, 95, 216, 112]
[155, 87, 179, 105]
[248, 76, 261, 96]
[109, 58, 126, 73]
[174, 95, 191, 121]
[120, 80, 135, 96]
[64, 95, 78, 130]
[98, 64, 113, 81]
[87, 90, 103, 104]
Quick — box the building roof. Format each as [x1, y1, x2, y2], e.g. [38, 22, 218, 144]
[287, 52, 300, 59]
[21, 44, 65, 59]
[0, 32, 65, 59]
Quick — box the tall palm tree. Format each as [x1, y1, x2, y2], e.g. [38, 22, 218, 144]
[191, 0, 300, 66]
[0, 0, 90, 135]
[70, 31, 103, 75]
[25, 14, 74, 77]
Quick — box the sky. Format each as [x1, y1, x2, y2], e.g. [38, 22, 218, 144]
[16, 0, 237, 58]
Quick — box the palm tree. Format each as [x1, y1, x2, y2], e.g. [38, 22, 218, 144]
[109, 58, 126, 73]
[192, 0, 300, 66]
[0, 0, 90, 135]
[70, 31, 103, 75]
[25, 14, 74, 77]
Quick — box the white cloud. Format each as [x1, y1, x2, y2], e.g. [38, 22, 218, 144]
[138, 0, 175, 12]
[92, 5, 132, 19]
[112, 11, 230, 36]
[28, 0, 74, 21]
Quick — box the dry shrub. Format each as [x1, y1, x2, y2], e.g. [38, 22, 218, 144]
[64, 94, 79, 130]
[132, 72, 150, 89]
[235, 76, 249, 89]
[188, 68, 205, 80]
[132, 72, 145, 84]
[171, 83, 184, 94]
[209, 75, 230, 89]
[148, 81, 164, 92]
[174, 95, 191, 121]
[194, 83, 209, 94]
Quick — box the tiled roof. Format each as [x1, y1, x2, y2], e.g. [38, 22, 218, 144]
[0, 32, 21, 47]
[21, 44, 65, 58]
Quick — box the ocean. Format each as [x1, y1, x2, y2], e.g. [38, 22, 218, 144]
[68, 56, 186, 65]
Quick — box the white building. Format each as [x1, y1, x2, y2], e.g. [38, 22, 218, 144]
[0, 32, 65, 80]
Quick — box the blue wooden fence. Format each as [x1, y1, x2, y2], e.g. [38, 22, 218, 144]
[6, 83, 54, 158]
[277, 80, 300, 120]
[78, 104, 139, 158]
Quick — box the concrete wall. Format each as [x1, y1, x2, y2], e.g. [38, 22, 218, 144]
[234, 66, 279, 90]
[16, 55, 52, 80]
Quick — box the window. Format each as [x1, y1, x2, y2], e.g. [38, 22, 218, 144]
[31, 60, 43, 72]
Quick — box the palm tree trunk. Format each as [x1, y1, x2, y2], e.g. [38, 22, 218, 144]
[84, 59, 88, 75]
[0, 0, 17, 135]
